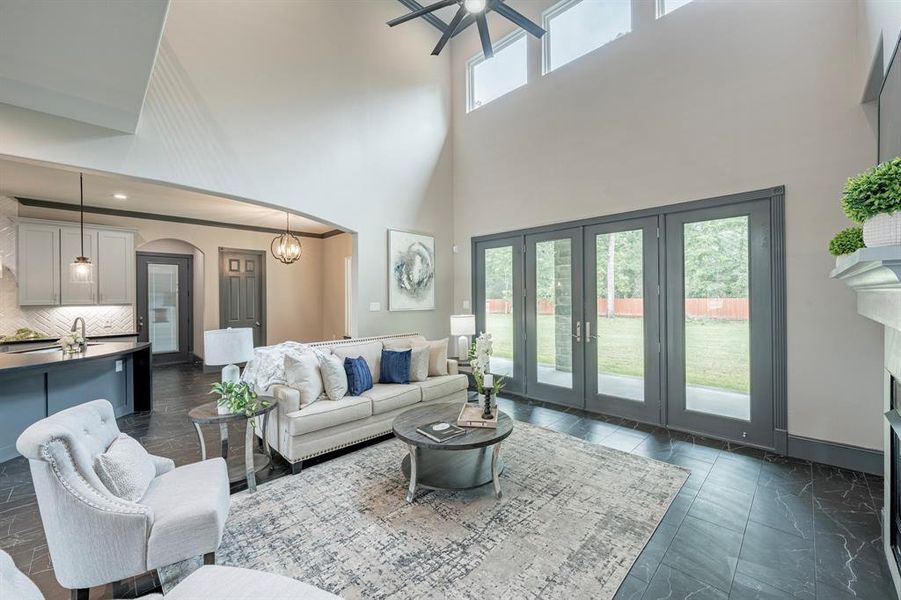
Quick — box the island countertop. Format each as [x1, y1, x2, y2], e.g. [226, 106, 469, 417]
[0, 341, 152, 375]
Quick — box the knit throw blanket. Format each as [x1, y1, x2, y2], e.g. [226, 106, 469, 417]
[241, 341, 316, 391]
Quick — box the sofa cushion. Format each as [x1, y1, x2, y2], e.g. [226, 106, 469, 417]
[380, 349, 411, 384]
[331, 341, 383, 383]
[143, 458, 229, 569]
[286, 395, 372, 436]
[344, 356, 373, 396]
[362, 383, 421, 415]
[413, 374, 468, 402]
[166, 565, 341, 600]
[384, 340, 429, 382]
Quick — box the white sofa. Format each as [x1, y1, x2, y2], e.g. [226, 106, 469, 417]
[253, 334, 468, 473]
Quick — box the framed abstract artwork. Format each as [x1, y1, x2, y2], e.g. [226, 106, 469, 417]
[388, 229, 435, 311]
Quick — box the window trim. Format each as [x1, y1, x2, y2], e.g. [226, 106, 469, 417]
[466, 29, 528, 113]
[541, 0, 633, 76]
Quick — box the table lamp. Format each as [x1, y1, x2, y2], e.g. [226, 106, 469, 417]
[204, 328, 254, 384]
[450, 314, 476, 360]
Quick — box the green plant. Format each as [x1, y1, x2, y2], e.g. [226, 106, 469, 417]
[828, 227, 865, 256]
[841, 158, 901, 223]
[209, 381, 268, 421]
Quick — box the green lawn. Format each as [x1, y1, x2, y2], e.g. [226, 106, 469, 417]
[486, 313, 749, 393]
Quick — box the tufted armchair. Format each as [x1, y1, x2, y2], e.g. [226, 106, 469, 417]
[16, 400, 230, 600]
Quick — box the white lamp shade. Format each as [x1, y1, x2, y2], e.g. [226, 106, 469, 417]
[204, 328, 254, 366]
[450, 314, 476, 336]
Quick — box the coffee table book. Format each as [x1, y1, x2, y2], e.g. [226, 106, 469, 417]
[415, 421, 467, 443]
[457, 403, 498, 429]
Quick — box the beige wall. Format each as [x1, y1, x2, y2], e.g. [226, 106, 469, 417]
[0, 0, 453, 341]
[451, 0, 884, 450]
[19, 205, 327, 356]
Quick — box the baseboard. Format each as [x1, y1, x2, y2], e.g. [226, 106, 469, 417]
[787, 434, 882, 475]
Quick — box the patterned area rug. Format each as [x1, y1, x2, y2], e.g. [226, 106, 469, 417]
[164, 423, 687, 599]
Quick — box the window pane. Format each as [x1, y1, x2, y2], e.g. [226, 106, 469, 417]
[683, 216, 750, 421]
[595, 229, 644, 402]
[484, 246, 514, 378]
[148, 264, 179, 354]
[658, 0, 692, 17]
[469, 34, 527, 110]
[546, 0, 631, 73]
[535, 239, 573, 389]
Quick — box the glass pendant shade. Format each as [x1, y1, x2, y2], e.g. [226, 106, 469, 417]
[70, 256, 94, 284]
[270, 212, 302, 264]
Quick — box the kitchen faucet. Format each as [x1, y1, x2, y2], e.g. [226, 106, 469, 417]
[70, 317, 87, 351]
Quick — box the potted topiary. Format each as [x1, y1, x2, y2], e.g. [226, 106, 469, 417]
[841, 157, 901, 247]
[209, 380, 268, 417]
[828, 226, 865, 257]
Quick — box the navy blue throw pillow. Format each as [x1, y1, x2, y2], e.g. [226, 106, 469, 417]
[380, 349, 411, 384]
[344, 356, 373, 396]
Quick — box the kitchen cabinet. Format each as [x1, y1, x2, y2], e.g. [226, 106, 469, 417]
[17, 223, 60, 306]
[97, 230, 135, 304]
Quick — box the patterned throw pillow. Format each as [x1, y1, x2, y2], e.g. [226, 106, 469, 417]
[380, 349, 412, 384]
[344, 356, 374, 396]
[93, 433, 157, 502]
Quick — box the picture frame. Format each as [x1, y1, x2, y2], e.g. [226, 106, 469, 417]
[388, 229, 436, 311]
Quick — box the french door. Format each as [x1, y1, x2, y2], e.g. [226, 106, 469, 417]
[136, 253, 193, 365]
[584, 217, 662, 423]
[665, 200, 773, 448]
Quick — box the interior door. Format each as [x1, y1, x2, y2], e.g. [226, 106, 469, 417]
[525, 228, 584, 408]
[136, 253, 193, 365]
[474, 236, 524, 394]
[665, 200, 773, 447]
[219, 249, 265, 347]
[584, 217, 661, 423]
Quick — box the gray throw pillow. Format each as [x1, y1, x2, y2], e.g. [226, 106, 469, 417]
[93, 433, 156, 502]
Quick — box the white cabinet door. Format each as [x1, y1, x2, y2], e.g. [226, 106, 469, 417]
[97, 230, 135, 304]
[17, 224, 60, 305]
[60, 227, 98, 305]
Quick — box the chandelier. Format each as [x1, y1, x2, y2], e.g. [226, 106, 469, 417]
[270, 211, 302, 264]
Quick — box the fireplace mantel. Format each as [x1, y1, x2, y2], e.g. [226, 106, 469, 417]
[831, 246, 901, 331]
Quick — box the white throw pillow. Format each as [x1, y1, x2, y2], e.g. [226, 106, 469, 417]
[384, 340, 430, 382]
[284, 354, 324, 407]
[331, 341, 383, 383]
[425, 338, 449, 377]
[93, 433, 156, 502]
[318, 353, 348, 400]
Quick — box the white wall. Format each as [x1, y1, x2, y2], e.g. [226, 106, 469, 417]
[0, 1, 453, 341]
[451, 0, 884, 450]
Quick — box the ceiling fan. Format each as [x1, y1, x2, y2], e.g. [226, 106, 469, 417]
[387, 0, 546, 58]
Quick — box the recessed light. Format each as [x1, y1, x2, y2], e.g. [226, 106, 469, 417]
[113, 193, 127, 200]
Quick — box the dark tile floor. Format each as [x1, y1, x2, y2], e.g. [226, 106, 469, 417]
[0, 364, 895, 600]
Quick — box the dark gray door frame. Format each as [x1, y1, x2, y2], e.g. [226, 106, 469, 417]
[471, 186, 786, 452]
[136, 252, 194, 365]
[473, 235, 525, 395]
[218, 247, 267, 347]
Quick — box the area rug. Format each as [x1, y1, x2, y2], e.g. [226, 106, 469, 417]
[164, 422, 687, 599]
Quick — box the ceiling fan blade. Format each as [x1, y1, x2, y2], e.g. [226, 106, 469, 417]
[387, 0, 459, 27]
[432, 5, 467, 55]
[476, 14, 493, 58]
[494, 2, 546, 38]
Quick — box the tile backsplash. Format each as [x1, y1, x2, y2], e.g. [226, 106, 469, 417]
[0, 197, 135, 339]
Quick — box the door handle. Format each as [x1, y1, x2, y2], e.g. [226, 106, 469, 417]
[254, 321, 262, 327]
[572, 321, 581, 343]
[586, 321, 593, 342]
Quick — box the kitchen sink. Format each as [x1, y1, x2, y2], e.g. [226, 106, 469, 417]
[10, 342, 104, 355]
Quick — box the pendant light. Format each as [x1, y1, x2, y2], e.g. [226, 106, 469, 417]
[270, 211, 302, 264]
[69, 173, 94, 284]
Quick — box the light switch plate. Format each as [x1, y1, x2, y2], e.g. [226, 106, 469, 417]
[115, 360, 123, 372]
[369, 302, 381, 312]
[462, 300, 471, 310]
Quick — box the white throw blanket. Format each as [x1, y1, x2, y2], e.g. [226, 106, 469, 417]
[241, 341, 319, 391]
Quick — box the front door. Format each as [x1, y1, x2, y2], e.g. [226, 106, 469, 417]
[136, 253, 193, 365]
[219, 249, 266, 347]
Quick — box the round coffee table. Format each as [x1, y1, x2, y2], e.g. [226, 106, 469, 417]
[392, 402, 513, 503]
[188, 397, 276, 493]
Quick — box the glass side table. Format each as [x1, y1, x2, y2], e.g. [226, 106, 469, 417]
[188, 397, 276, 493]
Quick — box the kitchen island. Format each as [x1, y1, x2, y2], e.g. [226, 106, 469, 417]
[0, 342, 152, 462]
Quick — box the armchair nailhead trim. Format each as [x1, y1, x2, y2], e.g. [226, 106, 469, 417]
[41, 440, 152, 517]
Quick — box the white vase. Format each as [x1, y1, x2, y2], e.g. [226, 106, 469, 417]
[217, 403, 231, 415]
[863, 213, 901, 248]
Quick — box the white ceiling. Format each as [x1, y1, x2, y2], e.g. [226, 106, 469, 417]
[0, 158, 335, 235]
[0, 0, 169, 132]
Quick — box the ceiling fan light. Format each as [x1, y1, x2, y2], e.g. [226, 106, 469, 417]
[464, 0, 486, 14]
